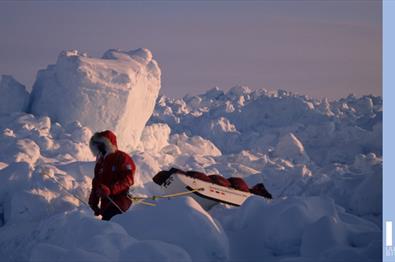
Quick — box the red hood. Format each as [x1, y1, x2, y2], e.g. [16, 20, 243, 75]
[89, 130, 118, 156]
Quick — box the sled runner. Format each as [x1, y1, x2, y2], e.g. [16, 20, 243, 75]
[153, 168, 272, 209]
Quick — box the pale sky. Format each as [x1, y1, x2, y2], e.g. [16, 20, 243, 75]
[0, 1, 381, 99]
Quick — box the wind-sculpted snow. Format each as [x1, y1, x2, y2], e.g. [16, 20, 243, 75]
[29, 48, 161, 150]
[0, 72, 382, 261]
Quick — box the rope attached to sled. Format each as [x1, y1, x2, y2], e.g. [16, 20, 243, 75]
[128, 187, 204, 206]
[41, 169, 203, 209]
[127, 196, 157, 206]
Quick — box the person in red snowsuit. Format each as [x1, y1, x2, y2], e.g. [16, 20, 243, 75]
[88, 130, 136, 220]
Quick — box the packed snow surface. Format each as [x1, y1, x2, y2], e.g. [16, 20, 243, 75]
[0, 66, 382, 261]
[29, 49, 161, 149]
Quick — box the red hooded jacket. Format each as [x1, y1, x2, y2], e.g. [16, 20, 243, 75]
[88, 130, 136, 216]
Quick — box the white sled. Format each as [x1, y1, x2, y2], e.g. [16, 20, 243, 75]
[160, 172, 253, 210]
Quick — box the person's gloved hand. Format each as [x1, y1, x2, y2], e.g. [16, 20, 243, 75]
[98, 184, 111, 198]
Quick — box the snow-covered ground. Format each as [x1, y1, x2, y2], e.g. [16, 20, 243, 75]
[0, 49, 382, 262]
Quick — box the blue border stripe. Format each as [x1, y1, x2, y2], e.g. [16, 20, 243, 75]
[384, 1, 395, 261]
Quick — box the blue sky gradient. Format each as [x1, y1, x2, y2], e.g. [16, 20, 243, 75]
[0, 1, 381, 99]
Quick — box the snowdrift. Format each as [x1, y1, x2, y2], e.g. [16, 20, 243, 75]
[212, 196, 381, 262]
[29, 210, 192, 262]
[29, 48, 161, 149]
[114, 197, 229, 261]
[0, 64, 381, 261]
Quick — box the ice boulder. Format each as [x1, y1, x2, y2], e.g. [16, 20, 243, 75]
[139, 123, 171, 153]
[0, 75, 29, 115]
[29, 48, 161, 149]
[0, 135, 40, 167]
[169, 133, 222, 157]
[226, 85, 252, 99]
[275, 133, 310, 163]
[349, 172, 382, 216]
[300, 216, 348, 257]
